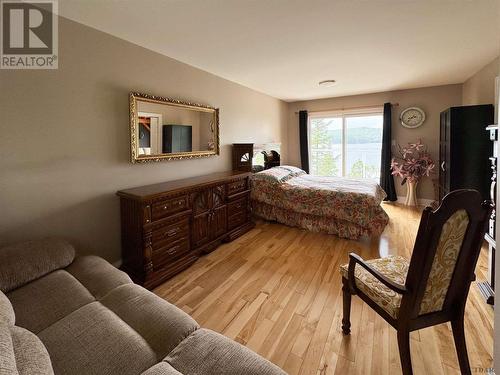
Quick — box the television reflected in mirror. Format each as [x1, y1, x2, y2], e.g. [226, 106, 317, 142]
[129, 92, 219, 163]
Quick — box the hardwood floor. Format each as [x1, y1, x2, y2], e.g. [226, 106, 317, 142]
[154, 203, 494, 374]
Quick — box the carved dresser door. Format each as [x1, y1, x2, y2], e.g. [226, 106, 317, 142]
[191, 189, 211, 248]
[210, 185, 227, 240]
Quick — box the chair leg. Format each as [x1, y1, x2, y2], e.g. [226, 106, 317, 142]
[342, 278, 351, 335]
[451, 317, 472, 375]
[397, 330, 413, 375]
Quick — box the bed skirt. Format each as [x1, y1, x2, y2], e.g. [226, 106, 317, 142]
[252, 200, 387, 240]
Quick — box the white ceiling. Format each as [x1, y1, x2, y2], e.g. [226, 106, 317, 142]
[59, 0, 500, 102]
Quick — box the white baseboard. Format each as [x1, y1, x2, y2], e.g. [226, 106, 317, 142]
[395, 196, 435, 207]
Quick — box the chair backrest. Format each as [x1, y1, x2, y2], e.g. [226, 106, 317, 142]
[402, 190, 492, 318]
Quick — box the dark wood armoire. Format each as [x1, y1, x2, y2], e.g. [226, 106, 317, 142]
[438, 105, 494, 201]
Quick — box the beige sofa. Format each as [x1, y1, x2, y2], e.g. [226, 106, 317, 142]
[0, 239, 286, 375]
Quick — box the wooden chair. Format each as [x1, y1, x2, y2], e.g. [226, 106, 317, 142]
[340, 190, 492, 375]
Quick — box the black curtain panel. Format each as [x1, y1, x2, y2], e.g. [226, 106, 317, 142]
[299, 110, 310, 173]
[380, 103, 397, 201]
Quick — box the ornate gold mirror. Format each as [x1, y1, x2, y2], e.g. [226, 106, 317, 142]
[129, 92, 220, 163]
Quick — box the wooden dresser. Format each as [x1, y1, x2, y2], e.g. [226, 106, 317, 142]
[117, 171, 254, 289]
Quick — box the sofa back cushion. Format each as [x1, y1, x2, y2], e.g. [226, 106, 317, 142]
[0, 239, 75, 293]
[7, 270, 95, 334]
[38, 302, 158, 375]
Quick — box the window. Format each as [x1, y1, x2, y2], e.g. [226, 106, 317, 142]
[308, 108, 383, 181]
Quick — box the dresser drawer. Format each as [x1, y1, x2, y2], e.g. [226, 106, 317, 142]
[227, 179, 248, 196]
[228, 197, 247, 217]
[152, 218, 189, 250]
[152, 239, 190, 270]
[228, 211, 247, 230]
[152, 196, 188, 220]
[228, 197, 248, 230]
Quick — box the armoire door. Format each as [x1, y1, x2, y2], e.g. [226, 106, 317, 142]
[439, 111, 446, 200]
[439, 110, 451, 201]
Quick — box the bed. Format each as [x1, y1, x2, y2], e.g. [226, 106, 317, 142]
[250, 166, 389, 239]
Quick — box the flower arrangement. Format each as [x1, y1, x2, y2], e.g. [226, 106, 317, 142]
[391, 139, 435, 185]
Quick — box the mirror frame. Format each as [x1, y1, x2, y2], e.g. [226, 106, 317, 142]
[129, 92, 220, 163]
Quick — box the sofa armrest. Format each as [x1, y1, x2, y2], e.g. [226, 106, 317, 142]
[0, 238, 75, 293]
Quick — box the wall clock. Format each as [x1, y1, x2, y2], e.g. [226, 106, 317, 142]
[400, 107, 426, 128]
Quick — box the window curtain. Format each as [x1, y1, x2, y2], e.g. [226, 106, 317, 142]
[380, 103, 397, 201]
[299, 110, 309, 173]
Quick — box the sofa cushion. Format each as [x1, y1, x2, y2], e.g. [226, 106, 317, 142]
[100, 283, 199, 360]
[7, 270, 95, 333]
[165, 328, 286, 375]
[38, 301, 157, 375]
[66, 255, 132, 299]
[141, 362, 183, 375]
[11, 326, 54, 375]
[0, 290, 15, 326]
[0, 238, 75, 293]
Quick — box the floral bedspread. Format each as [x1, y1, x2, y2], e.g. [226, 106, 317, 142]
[251, 167, 389, 239]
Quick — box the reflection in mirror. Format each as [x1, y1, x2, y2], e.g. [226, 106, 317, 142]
[129, 93, 219, 163]
[240, 153, 250, 162]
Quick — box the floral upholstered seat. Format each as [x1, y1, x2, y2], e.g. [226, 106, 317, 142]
[340, 255, 409, 318]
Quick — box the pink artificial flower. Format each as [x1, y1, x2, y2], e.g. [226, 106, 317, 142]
[390, 140, 435, 184]
[409, 139, 424, 151]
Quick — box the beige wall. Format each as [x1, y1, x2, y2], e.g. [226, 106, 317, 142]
[0, 17, 287, 263]
[287, 85, 463, 200]
[462, 56, 499, 106]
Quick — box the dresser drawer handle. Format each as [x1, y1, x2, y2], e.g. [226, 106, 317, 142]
[164, 228, 179, 237]
[164, 200, 184, 210]
[166, 245, 180, 255]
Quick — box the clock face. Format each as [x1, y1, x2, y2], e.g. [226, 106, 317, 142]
[400, 107, 425, 128]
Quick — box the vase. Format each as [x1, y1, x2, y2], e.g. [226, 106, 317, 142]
[405, 180, 418, 206]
